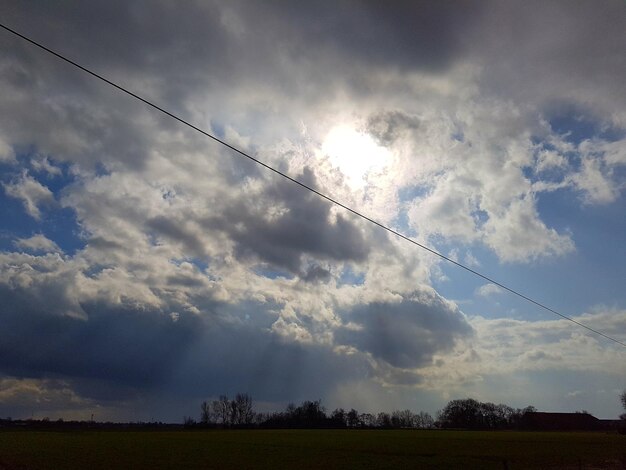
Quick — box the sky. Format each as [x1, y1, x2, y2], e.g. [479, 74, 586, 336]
[0, 1, 624, 422]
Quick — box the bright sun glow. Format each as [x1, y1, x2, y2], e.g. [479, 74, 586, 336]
[322, 125, 392, 188]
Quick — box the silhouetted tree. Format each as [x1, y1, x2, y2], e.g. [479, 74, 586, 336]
[494, 404, 514, 426]
[229, 399, 238, 425]
[390, 410, 401, 428]
[394, 409, 415, 428]
[200, 393, 538, 430]
[438, 399, 537, 429]
[621, 390, 626, 421]
[252, 412, 267, 425]
[359, 413, 376, 428]
[376, 412, 392, 428]
[438, 398, 483, 428]
[262, 400, 329, 428]
[294, 400, 327, 427]
[415, 411, 434, 429]
[202, 393, 255, 427]
[200, 401, 211, 424]
[211, 395, 231, 426]
[233, 393, 254, 425]
[330, 408, 347, 427]
[347, 408, 360, 427]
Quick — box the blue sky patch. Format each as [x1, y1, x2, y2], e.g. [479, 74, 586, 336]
[548, 107, 625, 145]
[252, 265, 295, 280]
[337, 265, 365, 286]
[0, 160, 85, 255]
[170, 257, 210, 273]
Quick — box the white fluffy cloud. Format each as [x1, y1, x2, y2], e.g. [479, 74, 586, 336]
[416, 308, 626, 407]
[476, 283, 504, 298]
[0, 137, 14, 163]
[14, 234, 60, 253]
[3, 171, 55, 219]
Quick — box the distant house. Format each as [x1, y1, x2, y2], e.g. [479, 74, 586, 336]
[599, 419, 624, 431]
[520, 412, 617, 431]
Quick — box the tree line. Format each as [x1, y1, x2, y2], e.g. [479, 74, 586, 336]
[198, 393, 255, 426]
[188, 395, 541, 430]
[436, 398, 536, 429]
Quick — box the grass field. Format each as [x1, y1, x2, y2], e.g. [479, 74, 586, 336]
[0, 429, 624, 469]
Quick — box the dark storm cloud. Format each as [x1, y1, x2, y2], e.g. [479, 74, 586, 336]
[366, 110, 421, 146]
[169, 318, 373, 404]
[206, 168, 371, 274]
[467, 1, 626, 119]
[238, 0, 484, 72]
[301, 264, 332, 283]
[85, 236, 125, 252]
[146, 215, 206, 258]
[0, 288, 202, 388]
[0, 1, 235, 170]
[165, 273, 206, 288]
[0, 31, 170, 170]
[0, 5, 178, 173]
[336, 293, 473, 369]
[0, 278, 372, 405]
[3, 0, 482, 78]
[0, 1, 232, 99]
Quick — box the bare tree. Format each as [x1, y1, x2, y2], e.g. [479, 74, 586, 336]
[376, 412, 391, 428]
[359, 413, 376, 428]
[234, 393, 254, 425]
[200, 400, 211, 424]
[621, 390, 626, 420]
[330, 408, 346, 427]
[398, 409, 415, 428]
[347, 408, 360, 427]
[415, 411, 434, 429]
[211, 395, 231, 426]
[229, 399, 239, 425]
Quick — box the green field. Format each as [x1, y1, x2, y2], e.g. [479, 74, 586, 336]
[0, 429, 624, 469]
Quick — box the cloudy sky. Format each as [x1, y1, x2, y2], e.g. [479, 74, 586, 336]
[0, 1, 625, 422]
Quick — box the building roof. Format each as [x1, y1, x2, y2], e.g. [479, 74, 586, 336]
[521, 412, 600, 430]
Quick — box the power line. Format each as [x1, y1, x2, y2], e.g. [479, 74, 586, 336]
[1, 22, 624, 348]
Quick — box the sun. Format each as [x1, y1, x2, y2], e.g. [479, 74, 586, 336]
[322, 125, 392, 188]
